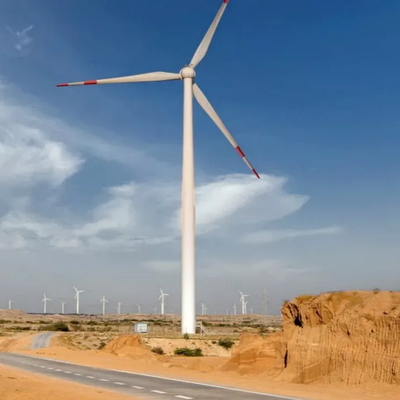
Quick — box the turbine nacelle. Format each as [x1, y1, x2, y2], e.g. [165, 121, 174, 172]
[180, 67, 196, 80]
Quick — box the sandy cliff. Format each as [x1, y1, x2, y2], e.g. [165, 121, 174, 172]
[221, 291, 400, 386]
[278, 290, 400, 385]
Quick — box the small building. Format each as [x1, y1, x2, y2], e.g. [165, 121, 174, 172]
[134, 322, 148, 334]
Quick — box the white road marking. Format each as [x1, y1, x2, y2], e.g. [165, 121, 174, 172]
[47, 367, 53, 370]
[86, 376, 95, 379]
[114, 382, 126, 385]
[64, 371, 72, 374]
[55, 369, 62, 372]
[175, 396, 193, 400]
[151, 390, 167, 394]
[74, 373, 82, 376]
[39, 366, 46, 368]
[131, 385, 144, 389]
[99, 378, 109, 382]
[14, 355, 303, 400]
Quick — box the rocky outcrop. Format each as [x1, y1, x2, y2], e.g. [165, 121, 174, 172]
[278, 291, 400, 385]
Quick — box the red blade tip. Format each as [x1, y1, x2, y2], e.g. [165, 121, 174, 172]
[223, 0, 230, 3]
[56, 83, 68, 87]
[252, 169, 260, 179]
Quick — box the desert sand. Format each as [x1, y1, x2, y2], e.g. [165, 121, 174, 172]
[0, 364, 137, 400]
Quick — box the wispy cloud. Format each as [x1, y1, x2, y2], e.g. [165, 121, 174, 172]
[6, 25, 33, 54]
[0, 79, 175, 177]
[240, 226, 343, 245]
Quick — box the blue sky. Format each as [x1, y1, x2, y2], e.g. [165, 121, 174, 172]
[0, 0, 399, 315]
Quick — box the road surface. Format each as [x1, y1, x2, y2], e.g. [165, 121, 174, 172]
[0, 353, 302, 400]
[31, 332, 56, 349]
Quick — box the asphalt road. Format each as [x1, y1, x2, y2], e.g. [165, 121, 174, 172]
[0, 353, 303, 400]
[31, 332, 56, 350]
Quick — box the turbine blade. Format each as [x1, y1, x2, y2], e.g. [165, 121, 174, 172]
[190, 0, 230, 68]
[193, 83, 260, 178]
[57, 71, 180, 87]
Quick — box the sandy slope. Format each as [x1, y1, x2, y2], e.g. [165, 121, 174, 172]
[0, 364, 137, 400]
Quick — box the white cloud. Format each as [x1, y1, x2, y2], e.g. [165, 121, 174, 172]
[0, 124, 83, 187]
[240, 226, 343, 245]
[0, 173, 333, 257]
[0, 79, 174, 177]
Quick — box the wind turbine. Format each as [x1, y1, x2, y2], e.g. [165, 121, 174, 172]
[201, 302, 205, 315]
[159, 289, 169, 315]
[73, 287, 84, 315]
[244, 301, 249, 314]
[137, 304, 142, 315]
[56, 0, 259, 334]
[8, 299, 13, 310]
[42, 294, 51, 314]
[116, 302, 122, 315]
[61, 301, 66, 315]
[100, 295, 108, 316]
[239, 291, 249, 315]
[233, 303, 237, 315]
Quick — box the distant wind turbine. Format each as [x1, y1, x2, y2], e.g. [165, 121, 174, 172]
[42, 294, 51, 314]
[137, 304, 142, 315]
[159, 289, 169, 315]
[116, 302, 122, 315]
[233, 303, 237, 315]
[244, 301, 249, 314]
[61, 301, 66, 315]
[100, 295, 108, 316]
[8, 299, 13, 310]
[239, 291, 249, 315]
[56, 0, 260, 334]
[73, 286, 85, 314]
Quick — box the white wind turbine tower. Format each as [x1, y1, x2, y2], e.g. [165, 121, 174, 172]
[244, 301, 249, 314]
[8, 299, 13, 310]
[42, 294, 51, 314]
[137, 304, 142, 315]
[159, 289, 169, 315]
[239, 291, 249, 315]
[61, 301, 66, 315]
[56, 0, 259, 334]
[116, 302, 122, 315]
[201, 302, 205, 316]
[100, 295, 108, 316]
[233, 303, 237, 316]
[73, 287, 84, 315]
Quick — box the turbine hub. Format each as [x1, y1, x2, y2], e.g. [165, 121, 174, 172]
[180, 66, 196, 80]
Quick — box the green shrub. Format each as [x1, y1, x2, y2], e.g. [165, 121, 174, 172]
[151, 346, 165, 355]
[9, 326, 31, 331]
[218, 338, 235, 350]
[70, 320, 80, 325]
[174, 347, 203, 357]
[98, 341, 106, 350]
[39, 322, 69, 332]
[183, 333, 189, 340]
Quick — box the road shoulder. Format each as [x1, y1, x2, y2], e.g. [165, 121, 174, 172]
[0, 363, 137, 400]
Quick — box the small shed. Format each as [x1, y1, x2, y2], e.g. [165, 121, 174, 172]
[134, 322, 148, 334]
